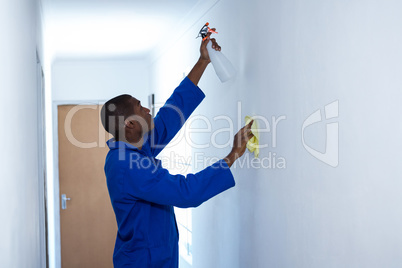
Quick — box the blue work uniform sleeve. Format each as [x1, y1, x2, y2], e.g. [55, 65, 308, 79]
[121, 156, 235, 208]
[149, 77, 205, 157]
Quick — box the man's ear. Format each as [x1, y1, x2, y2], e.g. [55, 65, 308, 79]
[124, 118, 135, 129]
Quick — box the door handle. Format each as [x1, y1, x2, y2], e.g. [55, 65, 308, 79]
[61, 194, 71, 210]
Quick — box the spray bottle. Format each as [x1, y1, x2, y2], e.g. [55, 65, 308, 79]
[197, 22, 236, 83]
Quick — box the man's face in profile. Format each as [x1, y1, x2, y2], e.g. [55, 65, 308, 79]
[128, 97, 154, 134]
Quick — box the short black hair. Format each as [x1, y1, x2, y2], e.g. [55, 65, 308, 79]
[100, 94, 133, 138]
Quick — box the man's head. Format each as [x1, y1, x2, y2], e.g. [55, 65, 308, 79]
[101, 94, 153, 143]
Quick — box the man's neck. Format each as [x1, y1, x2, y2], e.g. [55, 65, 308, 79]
[119, 136, 144, 150]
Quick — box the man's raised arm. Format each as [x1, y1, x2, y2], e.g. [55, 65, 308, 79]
[148, 30, 222, 156]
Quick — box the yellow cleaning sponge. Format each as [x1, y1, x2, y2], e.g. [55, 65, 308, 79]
[245, 116, 259, 158]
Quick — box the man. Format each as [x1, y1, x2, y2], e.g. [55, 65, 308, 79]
[100, 30, 253, 267]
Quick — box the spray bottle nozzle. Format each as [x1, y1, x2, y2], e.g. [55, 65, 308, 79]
[197, 22, 218, 41]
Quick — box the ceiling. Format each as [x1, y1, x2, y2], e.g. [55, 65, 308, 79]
[43, 0, 210, 60]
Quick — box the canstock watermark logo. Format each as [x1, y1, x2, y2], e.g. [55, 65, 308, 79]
[301, 100, 339, 167]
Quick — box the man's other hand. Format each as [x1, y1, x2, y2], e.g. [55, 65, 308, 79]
[224, 120, 254, 167]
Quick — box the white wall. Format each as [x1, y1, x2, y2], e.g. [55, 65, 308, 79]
[52, 59, 150, 103]
[0, 0, 43, 267]
[150, 0, 402, 267]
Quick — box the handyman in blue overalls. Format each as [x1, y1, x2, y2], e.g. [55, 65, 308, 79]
[100, 29, 254, 267]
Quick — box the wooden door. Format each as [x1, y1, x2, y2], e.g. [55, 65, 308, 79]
[58, 105, 116, 268]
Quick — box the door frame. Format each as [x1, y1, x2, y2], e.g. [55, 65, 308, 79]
[50, 100, 106, 268]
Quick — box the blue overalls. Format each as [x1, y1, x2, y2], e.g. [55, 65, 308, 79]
[105, 77, 235, 267]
